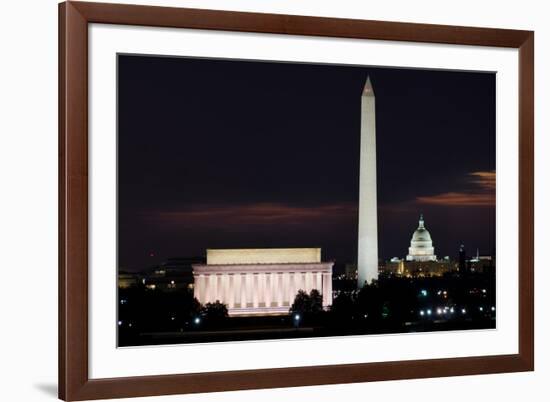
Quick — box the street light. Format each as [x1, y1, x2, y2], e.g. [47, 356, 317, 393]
[294, 314, 301, 328]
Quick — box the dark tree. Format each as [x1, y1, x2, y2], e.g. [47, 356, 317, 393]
[309, 289, 324, 314]
[356, 282, 384, 321]
[179, 296, 202, 322]
[330, 292, 355, 319]
[290, 290, 311, 315]
[290, 289, 324, 317]
[202, 301, 229, 322]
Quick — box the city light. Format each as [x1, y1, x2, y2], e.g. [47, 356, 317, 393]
[420, 310, 425, 316]
[426, 309, 432, 315]
[420, 289, 428, 297]
[450, 307, 455, 314]
[194, 317, 201, 325]
[491, 306, 496, 312]
[479, 306, 484, 311]
[118, 320, 122, 326]
[437, 308, 443, 315]
[294, 314, 301, 328]
[461, 308, 467, 314]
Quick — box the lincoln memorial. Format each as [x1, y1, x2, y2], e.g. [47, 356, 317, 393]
[192, 248, 334, 316]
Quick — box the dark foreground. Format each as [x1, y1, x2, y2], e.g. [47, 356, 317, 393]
[120, 316, 495, 347]
[119, 272, 496, 347]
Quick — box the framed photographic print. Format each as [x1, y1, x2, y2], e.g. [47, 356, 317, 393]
[59, 1, 534, 400]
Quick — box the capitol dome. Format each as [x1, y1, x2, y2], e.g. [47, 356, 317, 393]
[406, 214, 437, 262]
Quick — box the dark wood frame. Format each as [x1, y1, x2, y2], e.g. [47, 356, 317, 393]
[59, 1, 534, 400]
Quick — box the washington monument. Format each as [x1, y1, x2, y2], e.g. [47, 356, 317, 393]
[357, 76, 379, 287]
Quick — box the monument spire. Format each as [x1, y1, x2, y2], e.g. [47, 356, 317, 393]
[362, 75, 375, 97]
[357, 76, 379, 287]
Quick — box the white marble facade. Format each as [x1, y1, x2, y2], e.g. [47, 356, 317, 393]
[192, 249, 333, 316]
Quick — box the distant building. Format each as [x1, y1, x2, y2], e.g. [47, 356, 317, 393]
[382, 258, 405, 276]
[119, 256, 205, 291]
[406, 214, 437, 262]
[378, 215, 456, 278]
[401, 260, 455, 277]
[467, 249, 494, 273]
[118, 271, 139, 289]
[456, 245, 494, 274]
[381, 258, 455, 278]
[344, 263, 358, 280]
[459, 243, 467, 275]
[192, 248, 334, 316]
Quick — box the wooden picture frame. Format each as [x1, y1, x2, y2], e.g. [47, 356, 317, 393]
[59, 1, 534, 400]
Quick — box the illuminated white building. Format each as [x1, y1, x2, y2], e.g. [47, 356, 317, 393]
[192, 248, 333, 316]
[406, 214, 437, 262]
[357, 76, 379, 287]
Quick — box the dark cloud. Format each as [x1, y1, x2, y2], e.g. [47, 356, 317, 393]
[416, 170, 496, 206]
[153, 203, 358, 227]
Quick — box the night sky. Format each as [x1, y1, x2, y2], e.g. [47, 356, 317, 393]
[118, 55, 496, 272]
